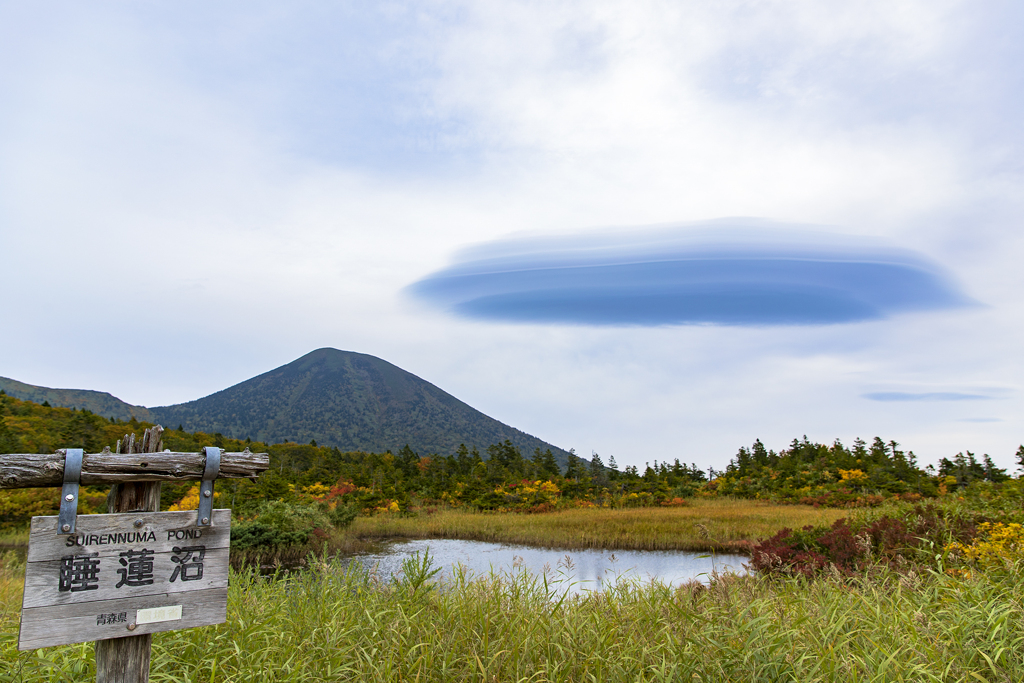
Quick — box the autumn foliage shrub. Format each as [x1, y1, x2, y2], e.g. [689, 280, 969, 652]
[945, 522, 1024, 574]
[750, 504, 983, 577]
[0, 487, 107, 529]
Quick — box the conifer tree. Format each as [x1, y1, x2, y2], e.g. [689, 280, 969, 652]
[752, 439, 769, 467]
[564, 449, 581, 482]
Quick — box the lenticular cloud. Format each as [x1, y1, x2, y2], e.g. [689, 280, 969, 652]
[408, 220, 973, 326]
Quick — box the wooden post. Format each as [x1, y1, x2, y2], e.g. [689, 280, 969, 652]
[95, 426, 164, 683]
[6, 428, 267, 677]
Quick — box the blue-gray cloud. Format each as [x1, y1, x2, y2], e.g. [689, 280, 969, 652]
[410, 221, 974, 326]
[863, 392, 992, 402]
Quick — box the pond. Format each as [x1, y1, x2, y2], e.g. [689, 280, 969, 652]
[336, 539, 748, 593]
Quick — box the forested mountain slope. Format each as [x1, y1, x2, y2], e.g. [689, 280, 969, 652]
[0, 376, 153, 422]
[1, 348, 571, 462]
[151, 348, 571, 462]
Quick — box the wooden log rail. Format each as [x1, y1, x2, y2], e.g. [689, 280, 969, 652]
[0, 448, 269, 488]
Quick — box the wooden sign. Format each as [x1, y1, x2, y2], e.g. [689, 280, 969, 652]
[19, 509, 231, 650]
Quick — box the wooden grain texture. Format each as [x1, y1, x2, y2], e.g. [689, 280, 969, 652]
[0, 447, 269, 488]
[96, 427, 162, 683]
[11, 426, 249, 681]
[19, 588, 227, 650]
[27, 509, 230, 561]
[22, 547, 229, 608]
[96, 637, 151, 683]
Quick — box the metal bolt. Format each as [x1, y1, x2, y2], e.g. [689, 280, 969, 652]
[61, 524, 71, 532]
[203, 490, 211, 497]
[201, 517, 209, 525]
[65, 494, 74, 502]
[127, 623, 136, 631]
[133, 519, 144, 528]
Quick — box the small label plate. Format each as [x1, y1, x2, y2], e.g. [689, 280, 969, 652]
[136, 605, 182, 625]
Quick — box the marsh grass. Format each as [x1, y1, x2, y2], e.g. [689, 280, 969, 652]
[352, 498, 847, 552]
[2, 551, 1022, 682]
[0, 528, 27, 551]
[0, 500, 843, 566]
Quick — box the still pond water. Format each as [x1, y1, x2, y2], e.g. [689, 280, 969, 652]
[335, 539, 748, 593]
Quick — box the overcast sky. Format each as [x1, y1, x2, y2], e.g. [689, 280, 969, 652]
[2, 1, 1021, 471]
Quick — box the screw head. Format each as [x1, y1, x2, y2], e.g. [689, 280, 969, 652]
[127, 623, 137, 631]
[65, 494, 74, 502]
[201, 517, 209, 525]
[203, 490, 211, 497]
[61, 524, 71, 532]
[133, 519, 144, 528]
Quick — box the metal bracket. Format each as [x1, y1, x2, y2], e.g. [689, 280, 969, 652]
[197, 446, 221, 526]
[58, 448, 84, 534]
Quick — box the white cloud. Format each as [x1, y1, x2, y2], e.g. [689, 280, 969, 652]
[0, 1, 1020, 469]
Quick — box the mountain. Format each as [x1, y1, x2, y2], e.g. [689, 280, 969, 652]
[1, 349, 572, 462]
[0, 376, 154, 422]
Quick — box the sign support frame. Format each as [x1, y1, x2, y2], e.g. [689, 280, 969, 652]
[0, 424, 269, 683]
[58, 448, 83, 534]
[94, 426, 165, 683]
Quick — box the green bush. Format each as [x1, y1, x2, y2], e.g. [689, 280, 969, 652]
[231, 522, 310, 550]
[231, 500, 335, 550]
[326, 502, 359, 529]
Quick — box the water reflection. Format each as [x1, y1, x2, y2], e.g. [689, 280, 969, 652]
[339, 539, 747, 593]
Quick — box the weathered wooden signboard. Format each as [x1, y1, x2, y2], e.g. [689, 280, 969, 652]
[0, 425, 269, 683]
[19, 509, 231, 650]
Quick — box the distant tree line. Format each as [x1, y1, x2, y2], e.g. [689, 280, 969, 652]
[2, 392, 1022, 531]
[714, 435, 1014, 506]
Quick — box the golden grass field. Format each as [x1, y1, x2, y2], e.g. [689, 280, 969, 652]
[1, 500, 844, 559]
[351, 499, 847, 552]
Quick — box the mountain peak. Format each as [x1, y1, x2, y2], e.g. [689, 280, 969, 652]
[151, 350, 569, 460]
[1, 350, 571, 462]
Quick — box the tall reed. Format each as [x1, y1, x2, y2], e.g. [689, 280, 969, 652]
[3, 552, 1021, 682]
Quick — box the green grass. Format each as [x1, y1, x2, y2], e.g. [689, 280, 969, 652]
[0, 528, 27, 550]
[352, 498, 847, 552]
[2, 550, 1022, 682]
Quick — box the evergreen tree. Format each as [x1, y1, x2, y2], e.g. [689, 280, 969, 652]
[851, 438, 868, 462]
[752, 439, 769, 467]
[486, 440, 525, 479]
[564, 449, 582, 482]
[397, 444, 420, 479]
[589, 451, 607, 484]
[982, 454, 1009, 482]
[455, 444, 473, 475]
[531, 448, 560, 479]
[870, 437, 889, 465]
[733, 446, 752, 475]
[939, 451, 987, 487]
